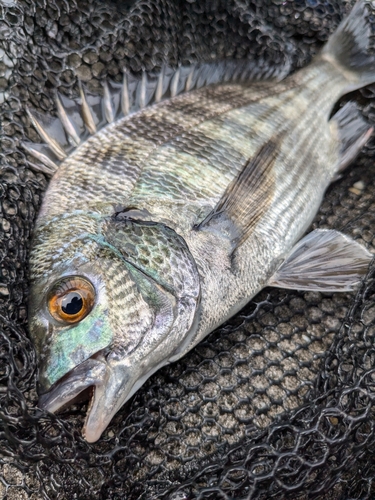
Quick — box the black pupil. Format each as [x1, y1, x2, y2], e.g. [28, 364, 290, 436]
[61, 292, 83, 315]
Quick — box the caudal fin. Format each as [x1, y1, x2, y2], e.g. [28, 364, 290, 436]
[322, 1, 375, 87]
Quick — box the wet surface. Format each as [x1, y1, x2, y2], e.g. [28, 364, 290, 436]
[2, 0, 375, 498]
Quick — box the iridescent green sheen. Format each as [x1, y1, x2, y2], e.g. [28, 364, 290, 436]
[44, 306, 112, 387]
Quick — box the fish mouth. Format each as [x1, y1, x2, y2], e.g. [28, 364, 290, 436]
[38, 351, 143, 443]
[38, 346, 172, 443]
[38, 353, 109, 442]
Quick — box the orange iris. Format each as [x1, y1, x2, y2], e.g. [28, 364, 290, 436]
[48, 277, 95, 324]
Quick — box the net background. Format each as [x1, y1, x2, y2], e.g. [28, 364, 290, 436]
[2, 0, 375, 498]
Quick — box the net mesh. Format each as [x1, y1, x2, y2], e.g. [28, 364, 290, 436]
[2, 0, 375, 498]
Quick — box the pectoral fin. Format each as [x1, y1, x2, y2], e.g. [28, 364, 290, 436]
[268, 229, 373, 292]
[197, 136, 280, 249]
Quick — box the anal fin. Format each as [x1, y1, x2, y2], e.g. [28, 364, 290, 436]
[268, 229, 373, 292]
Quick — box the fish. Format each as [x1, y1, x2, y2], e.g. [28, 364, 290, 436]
[25, 1, 375, 443]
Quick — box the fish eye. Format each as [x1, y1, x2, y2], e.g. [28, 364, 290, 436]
[48, 277, 95, 324]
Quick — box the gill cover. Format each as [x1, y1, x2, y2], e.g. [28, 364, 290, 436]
[101, 210, 200, 300]
[77, 213, 201, 442]
[30, 211, 201, 442]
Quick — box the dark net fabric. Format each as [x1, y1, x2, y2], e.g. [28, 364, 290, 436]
[2, 0, 375, 498]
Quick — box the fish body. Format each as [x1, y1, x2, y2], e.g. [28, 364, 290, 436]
[27, 1, 374, 442]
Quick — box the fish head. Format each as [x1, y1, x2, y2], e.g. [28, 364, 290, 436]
[28, 211, 200, 442]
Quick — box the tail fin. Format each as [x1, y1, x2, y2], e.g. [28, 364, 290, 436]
[321, 1, 375, 88]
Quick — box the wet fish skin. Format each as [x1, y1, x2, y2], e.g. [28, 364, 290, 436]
[28, 1, 374, 442]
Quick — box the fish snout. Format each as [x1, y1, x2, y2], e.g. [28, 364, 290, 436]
[37, 356, 107, 415]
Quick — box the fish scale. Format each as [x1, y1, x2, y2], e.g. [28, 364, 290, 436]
[104, 258, 154, 351]
[26, 1, 375, 442]
[37, 81, 304, 217]
[127, 65, 343, 209]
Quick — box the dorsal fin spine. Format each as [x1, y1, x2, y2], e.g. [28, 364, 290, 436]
[185, 66, 194, 92]
[121, 71, 130, 115]
[155, 67, 164, 103]
[139, 71, 147, 109]
[26, 109, 67, 160]
[170, 67, 180, 98]
[24, 58, 289, 177]
[103, 82, 115, 123]
[78, 81, 97, 134]
[22, 142, 59, 174]
[55, 92, 81, 146]
[26, 159, 57, 175]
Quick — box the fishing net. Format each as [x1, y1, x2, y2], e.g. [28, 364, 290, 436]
[2, 0, 375, 498]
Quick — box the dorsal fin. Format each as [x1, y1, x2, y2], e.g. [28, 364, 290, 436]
[25, 109, 68, 160]
[21, 142, 61, 175]
[330, 101, 373, 173]
[22, 57, 291, 177]
[197, 136, 281, 250]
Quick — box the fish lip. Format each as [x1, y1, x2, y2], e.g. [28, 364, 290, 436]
[37, 351, 134, 443]
[38, 354, 107, 414]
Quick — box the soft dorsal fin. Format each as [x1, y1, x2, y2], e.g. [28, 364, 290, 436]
[22, 58, 291, 177]
[197, 136, 280, 250]
[330, 101, 373, 174]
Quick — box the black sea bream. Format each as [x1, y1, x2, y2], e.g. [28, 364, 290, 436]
[26, 1, 374, 442]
